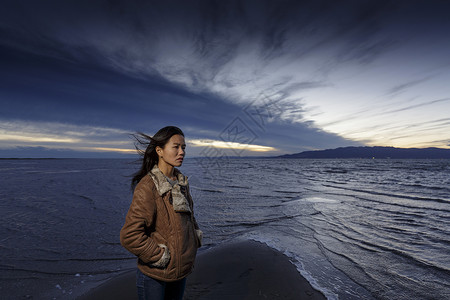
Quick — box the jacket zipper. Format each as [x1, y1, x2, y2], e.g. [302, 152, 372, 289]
[169, 191, 182, 279]
[175, 212, 182, 278]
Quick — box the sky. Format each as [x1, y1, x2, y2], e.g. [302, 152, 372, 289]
[1, 0, 450, 158]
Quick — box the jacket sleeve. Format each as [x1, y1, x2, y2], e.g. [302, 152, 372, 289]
[120, 183, 164, 264]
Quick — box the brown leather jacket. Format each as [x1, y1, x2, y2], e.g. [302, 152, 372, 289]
[120, 166, 202, 282]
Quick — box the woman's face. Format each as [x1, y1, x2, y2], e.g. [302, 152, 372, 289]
[157, 134, 186, 167]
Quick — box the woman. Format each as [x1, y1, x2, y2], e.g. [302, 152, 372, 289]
[120, 126, 202, 300]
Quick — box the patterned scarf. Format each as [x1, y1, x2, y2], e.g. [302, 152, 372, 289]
[149, 165, 191, 213]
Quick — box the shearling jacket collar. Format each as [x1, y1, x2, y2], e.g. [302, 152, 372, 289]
[149, 165, 191, 213]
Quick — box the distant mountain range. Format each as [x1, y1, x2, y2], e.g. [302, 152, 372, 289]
[277, 146, 450, 159]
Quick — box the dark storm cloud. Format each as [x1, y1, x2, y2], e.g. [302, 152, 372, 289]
[1, 0, 449, 156]
[0, 0, 399, 83]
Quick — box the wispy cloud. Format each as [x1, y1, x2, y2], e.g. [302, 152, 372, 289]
[386, 77, 431, 95]
[385, 98, 450, 114]
[0, 120, 132, 152]
[189, 138, 277, 152]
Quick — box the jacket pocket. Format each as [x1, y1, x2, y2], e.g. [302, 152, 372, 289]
[149, 244, 171, 269]
[148, 232, 169, 265]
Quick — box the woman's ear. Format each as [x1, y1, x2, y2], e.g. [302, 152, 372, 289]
[155, 146, 162, 157]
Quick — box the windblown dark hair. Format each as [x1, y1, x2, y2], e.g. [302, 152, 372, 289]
[131, 126, 184, 190]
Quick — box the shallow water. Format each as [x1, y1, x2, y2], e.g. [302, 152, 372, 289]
[0, 158, 449, 299]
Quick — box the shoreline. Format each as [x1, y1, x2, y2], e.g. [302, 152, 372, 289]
[78, 240, 326, 299]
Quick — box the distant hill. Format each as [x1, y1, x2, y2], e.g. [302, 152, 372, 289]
[277, 146, 450, 159]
